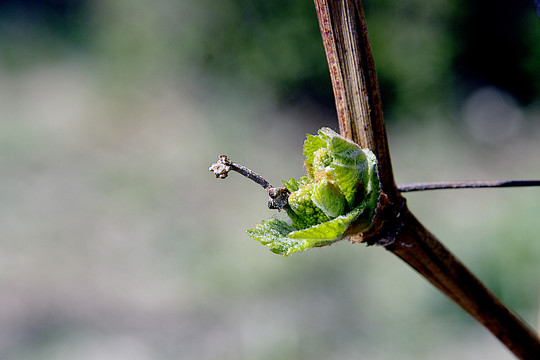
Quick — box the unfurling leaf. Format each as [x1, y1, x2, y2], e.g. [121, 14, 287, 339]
[247, 127, 381, 256]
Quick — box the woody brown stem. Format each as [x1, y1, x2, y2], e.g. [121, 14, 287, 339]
[313, 0, 399, 201]
[313, 0, 540, 358]
[390, 210, 540, 358]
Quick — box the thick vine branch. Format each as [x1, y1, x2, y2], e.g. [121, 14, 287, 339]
[314, 0, 399, 201]
[313, 0, 540, 358]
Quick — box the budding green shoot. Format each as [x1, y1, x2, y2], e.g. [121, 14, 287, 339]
[210, 127, 381, 256]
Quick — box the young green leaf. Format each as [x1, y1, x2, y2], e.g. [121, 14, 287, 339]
[248, 127, 381, 256]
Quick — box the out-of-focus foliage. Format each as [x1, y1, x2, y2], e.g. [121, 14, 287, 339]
[453, 0, 540, 104]
[0, 0, 89, 67]
[365, 0, 458, 116]
[188, 0, 332, 105]
[1, 0, 539, 115]
[184, 0, 540, 115]
[0, 1, 539, 360]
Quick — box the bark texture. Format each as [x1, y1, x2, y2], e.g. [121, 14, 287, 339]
[313, 1, 540, 358]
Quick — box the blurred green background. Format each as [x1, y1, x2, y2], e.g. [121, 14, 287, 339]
[0, 0, 539, 359]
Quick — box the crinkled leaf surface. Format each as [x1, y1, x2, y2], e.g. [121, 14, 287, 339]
[303, 133, 327, 174]
[311, 178, 346, 218]
[248, 208, 363, 256]
[248, 127, 380, 256]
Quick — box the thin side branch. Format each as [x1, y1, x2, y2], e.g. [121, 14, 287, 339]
[209, 155, 273, 189]
[209, 155, 290, 210]
[399, 180, 540, 192]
